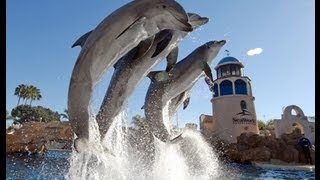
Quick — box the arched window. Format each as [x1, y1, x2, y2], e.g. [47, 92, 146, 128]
[219, 80, 233, 96]
[213, 83, 218, 97]
[235, 79, 247, 95]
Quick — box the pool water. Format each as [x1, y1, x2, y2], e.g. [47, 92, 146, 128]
[6, 150, 315, 180]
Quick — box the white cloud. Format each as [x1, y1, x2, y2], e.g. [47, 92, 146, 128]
[247, 48, 263, 56]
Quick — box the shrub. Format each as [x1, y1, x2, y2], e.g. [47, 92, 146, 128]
[11, 105, 60, 124]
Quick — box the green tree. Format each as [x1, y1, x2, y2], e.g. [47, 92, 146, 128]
[131, 115, 148, 129]
[11, 105, 60, 124]
[257, 120, 266, 130]
[265, 119, 275, 130]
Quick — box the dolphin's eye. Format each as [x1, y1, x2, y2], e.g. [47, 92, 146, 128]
[162, 5, 167, 8]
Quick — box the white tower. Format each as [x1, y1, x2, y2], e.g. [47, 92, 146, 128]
[200, 56, 259, 143]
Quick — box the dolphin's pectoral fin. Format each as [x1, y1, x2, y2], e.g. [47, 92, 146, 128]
[170, 133, 183, 143]
[147, 71, 169, 82]
[116, 16, 146, 39]
[165, 47, 178, 72]
[141, 105, 145, 109]
[183, 97, 190, 110]
[200, 61, 214, 82]
[72, 30, 93, 48]
[133, 35, 155, 60]
[151, 31, 173, 58]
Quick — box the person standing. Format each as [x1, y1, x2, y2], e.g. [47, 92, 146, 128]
[298, 134, 313, 165]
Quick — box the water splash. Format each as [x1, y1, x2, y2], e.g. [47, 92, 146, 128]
[66, 110, 221, 180]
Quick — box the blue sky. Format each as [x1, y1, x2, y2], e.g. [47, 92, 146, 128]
[6, 0, 314, 127]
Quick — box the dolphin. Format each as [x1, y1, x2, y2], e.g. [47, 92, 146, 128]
[144, 40, 226, 142]
[68, 0, 192, 150]
[94, 13, 209, 139]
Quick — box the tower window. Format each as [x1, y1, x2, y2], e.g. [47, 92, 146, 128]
[235, 79, 247, 95]
[231, 65, 236, 75]
[220, 80, 233, 96]
[221, 66, 231, 77]
[236, 66, 241, 76]
[217, 68, 221, 78]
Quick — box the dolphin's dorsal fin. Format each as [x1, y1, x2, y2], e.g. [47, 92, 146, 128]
[165, 47, 178, 72]
[147, 71, 169, 82]
[72, 30, 93, 48]
[200, 61, 213, 82]
[151, 30, 173, 58]
[132, 35, 155, 60]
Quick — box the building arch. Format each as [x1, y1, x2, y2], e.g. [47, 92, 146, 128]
[219, 80, 233, 96]
[283, 105, 305, 118]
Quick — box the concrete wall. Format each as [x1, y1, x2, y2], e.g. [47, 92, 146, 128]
[200, 94, 259, 143]
[211, 95, 259, 143]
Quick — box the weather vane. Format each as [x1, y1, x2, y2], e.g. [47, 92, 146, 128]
[224, 50, 230, 56]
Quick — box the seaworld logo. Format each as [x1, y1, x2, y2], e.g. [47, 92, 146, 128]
[232, 117, 256, 125]
[236, 100, 252, 116]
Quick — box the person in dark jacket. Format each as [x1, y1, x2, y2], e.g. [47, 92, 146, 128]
[298, 134, 313, 165]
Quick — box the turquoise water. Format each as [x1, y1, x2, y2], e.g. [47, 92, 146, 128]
[6, 150, 315, 180]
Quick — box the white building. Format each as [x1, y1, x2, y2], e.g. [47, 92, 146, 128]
[200, 56, 259, 143]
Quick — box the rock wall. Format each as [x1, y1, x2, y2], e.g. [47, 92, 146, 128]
[6, 121, 73, 154]
[210, 131, 315, 164]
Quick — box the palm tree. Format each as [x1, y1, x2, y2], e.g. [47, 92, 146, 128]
[28, 85, 42, 105]
[24, 85, 32, 104]
[14, 84, 27, 106]
[59, 109, 69, 120]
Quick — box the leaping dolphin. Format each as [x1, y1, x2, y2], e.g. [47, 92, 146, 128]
[94, 13, 209, 139]
[144, 40, 226, 143]
[68, 0, 192, 150]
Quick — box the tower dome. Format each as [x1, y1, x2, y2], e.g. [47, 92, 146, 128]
[217, 56, 240, 65]
[215, 56, 244, 78]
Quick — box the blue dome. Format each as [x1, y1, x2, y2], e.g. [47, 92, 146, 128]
[217, 56, 239, 65]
